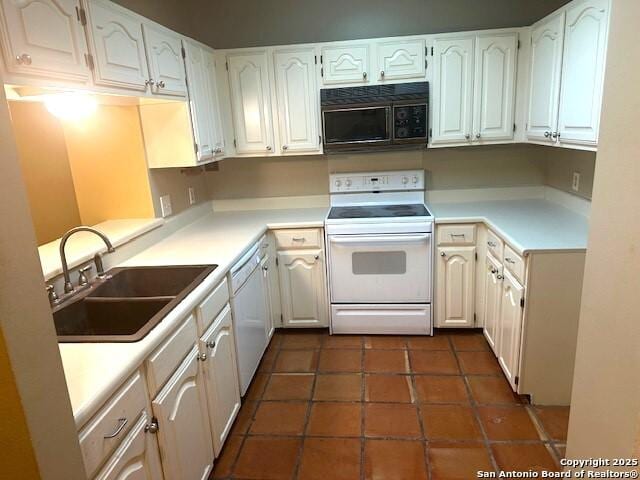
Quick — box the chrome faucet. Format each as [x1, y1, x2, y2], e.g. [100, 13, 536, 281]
[59, 226, 115, 294]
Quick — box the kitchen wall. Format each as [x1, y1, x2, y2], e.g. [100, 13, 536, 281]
[112, 0, 569, 49]
[205, 144, 548, 199]
[8, 102, 82, 244]
[543, 148, 596, 200]
[148, 168, 210, 217]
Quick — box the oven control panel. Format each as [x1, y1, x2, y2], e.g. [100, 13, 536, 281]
[330, 170, 425, 193]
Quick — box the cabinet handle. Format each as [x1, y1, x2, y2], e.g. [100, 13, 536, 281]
[207, 340, 216, 349]
[103, 418, 128, 439]
[450, 233, 466, 239]
[292, 237, 305, 242]
[362, 72, 367, 79]
[505, 257, 516, 264]
[440, 252, 447, 257]
[487, 241, 497, 247]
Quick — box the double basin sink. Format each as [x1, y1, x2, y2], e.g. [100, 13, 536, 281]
[54, 265, 217, 343]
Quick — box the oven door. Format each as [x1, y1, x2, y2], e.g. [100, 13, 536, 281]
[328, 233, 432, 303]
[322, 105, 391, 150]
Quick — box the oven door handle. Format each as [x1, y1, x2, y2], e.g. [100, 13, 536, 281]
[329, 234, 430, 247]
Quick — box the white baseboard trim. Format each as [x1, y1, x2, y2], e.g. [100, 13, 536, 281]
[212, 194, 330, 211]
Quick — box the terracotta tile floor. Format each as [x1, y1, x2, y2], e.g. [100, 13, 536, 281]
[211, 329, 569, 480]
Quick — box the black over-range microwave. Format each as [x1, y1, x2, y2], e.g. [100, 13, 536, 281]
[320, 82, 429, 153]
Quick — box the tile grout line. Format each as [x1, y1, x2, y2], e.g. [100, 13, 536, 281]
[452, 333, 502, 475]
[407, 343, 433, 480]
[359, 334, 366, 480]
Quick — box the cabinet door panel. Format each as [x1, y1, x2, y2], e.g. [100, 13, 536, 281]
[432, 37, 474, 144]
[321, 44, 369, 85]
[436, 246, 475, 327]
[278, 249, 327, 327]
[94, 411, 164, 480]
[201, 305, 241, 456]
[227, 51, 274, 154]
[143, 23, 186, 96]
[184, 41, 214, 161]
[497, 270, 524, 391]
[86, 0, 148, 90]
[483, 253, 502, 353]
[152, 348, 213, 480]
[557, 0, 609, 144]
[526, 12, 565, 141]
[0, 0, 89, 81]
[204, 50, 225, 155]
[274, 47, 320, 153]
[474, 33, 517, 141]
[376, 39, 426, 81]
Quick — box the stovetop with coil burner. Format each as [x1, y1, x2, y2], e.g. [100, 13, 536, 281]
[327, 203, 431, 220]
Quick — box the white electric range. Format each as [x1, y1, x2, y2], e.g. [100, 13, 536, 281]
[325, 170, 434, 335]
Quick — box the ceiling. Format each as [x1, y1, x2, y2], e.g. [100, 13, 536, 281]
[114, 0, 571, 49]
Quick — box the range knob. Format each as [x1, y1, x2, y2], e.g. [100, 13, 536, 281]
[335, 179, 342, 188]
[345, 179, 352, 187]
[401, 176, 409, 185]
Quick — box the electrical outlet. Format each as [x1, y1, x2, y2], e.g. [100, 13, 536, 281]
[188, 187, 196, 205]
[160, 194, 172, 217]
[572, 172, 581, 192]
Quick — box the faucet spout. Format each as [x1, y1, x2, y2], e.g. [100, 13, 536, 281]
[59, 226, 115, 294]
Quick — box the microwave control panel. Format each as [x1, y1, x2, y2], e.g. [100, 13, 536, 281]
[393, 104, 428, 140]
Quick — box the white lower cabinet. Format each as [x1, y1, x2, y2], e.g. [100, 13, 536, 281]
[94, 411, 164, 480]
[277, 249, 328, 328]
[497, 270, 525, 390]
[151, 347, 213, 480]
[436, 246, 476, 327]
[482, 252, 502, 353]
[261, 252, 279, 338]
[199, 305, 241, 456]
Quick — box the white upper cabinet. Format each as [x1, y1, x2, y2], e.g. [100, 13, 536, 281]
[85, 0, 149, 90]
[432, 36, 475, 144]
[0, 0, 89, 81]
[227, 50, 275, 155]
[557, 0, 609, 145]
[204, 50, 225, 156]
[142, 22, 186, 97]
[375, 38, 426, 81]
[526, 12, 565, 142]
[184, 40, 215, 161]
[274, 47, 321, 154]
[473, 33, 517, 142]
[320, 43, 370, 85]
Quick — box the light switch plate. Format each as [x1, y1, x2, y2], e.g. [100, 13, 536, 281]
[572, 172, 581, 192]
[188, 187, 196, 205]
[160, 194, 172, 217]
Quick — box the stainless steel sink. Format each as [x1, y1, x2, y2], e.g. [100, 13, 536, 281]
[54, 265, 217, 343]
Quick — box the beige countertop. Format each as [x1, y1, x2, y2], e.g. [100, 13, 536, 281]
[59, 207, 328, 428]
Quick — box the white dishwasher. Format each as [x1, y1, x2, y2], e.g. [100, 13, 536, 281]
[229, 237, 270, 396]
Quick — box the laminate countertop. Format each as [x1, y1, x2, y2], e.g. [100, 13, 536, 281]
[429, 198, 590, 254]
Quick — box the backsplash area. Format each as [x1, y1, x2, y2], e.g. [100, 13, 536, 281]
[205, 144, 595, 201]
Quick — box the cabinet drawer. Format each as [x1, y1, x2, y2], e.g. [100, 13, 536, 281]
[146, 315, 197, 396]
[437, 224, 476, 245]
[486, 229, 504, 259]
[78, 370, 147, 478]
[196, 278, 229, 335]
[503, 245, 525, 284]
[274, 228, 322, 249]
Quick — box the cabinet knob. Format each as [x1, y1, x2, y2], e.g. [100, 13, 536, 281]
[314, 255, 320, 260]
[497, 274, 504, 280]
[552, 131, 559, 140]
[207, 340, 216, 349]
[266, 145, 272, 151]
[157, 80, 166, 88]
[282, 145, 288, 150]
[145, 419, 159, 434]
[380, 70, 385, 78]
[145, 79, 155, 87]
[491, 268, 497, 274]
[487, 241, 497, 247]
[544, 131, 551, 138]
[198, 352, 207, 361]
[214, 147, 222, 154]
[15, 53, 32, 65]
[362, 72, 367, 79]
[465, 134, 471, 140]
[263, 265, 269, 271]
[475, 133, 481, 139]
[440, 252, 447, 257]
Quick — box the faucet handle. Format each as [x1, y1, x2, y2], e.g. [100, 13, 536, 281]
[78, 265, 93, 286]
[46, 284, 60, 305]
